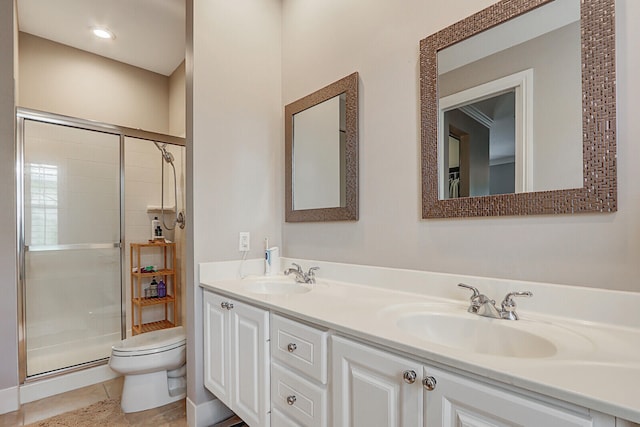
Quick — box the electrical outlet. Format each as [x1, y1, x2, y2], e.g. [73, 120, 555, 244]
[239, 232, 250, 251]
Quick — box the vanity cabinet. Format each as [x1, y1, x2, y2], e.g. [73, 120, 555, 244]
[270, 314, 329, 427]
[332, 335, 611, 427]
[332, 335, 424, 426]
[425, 366, 597, 427]
[203, 290, 270, 427]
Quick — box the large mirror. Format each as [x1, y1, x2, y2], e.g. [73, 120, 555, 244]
[285, 72, 359, 222]
[420, 0, 616, 218]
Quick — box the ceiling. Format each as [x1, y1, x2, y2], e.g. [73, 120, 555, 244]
[17, 0, 185, 76]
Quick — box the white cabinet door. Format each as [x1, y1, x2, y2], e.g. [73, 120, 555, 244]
[332, 335, 423, 427]
[203, 290, 270, 427]
[425, 366, 600, 427]
[203, 290, 230, 402]
[230, 300, 270, 427]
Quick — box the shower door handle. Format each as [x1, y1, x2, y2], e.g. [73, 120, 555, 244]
[25, 243, 121, 252]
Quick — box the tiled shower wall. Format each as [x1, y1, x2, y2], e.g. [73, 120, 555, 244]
[124, 137, 186, 334]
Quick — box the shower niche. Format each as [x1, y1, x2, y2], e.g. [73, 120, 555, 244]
[130, 241, 178, 335]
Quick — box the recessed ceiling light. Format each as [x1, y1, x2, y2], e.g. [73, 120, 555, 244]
[92, 27, 115, 40]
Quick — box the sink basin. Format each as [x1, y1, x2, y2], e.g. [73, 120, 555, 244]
[241, 277, 312, 295]
[396, 312, 558, 358]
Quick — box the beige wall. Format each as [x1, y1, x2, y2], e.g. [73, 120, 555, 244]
[188, 0, 282, 409]
[0, 0, 18, 402]
[18, 32, 170, 134]
[170, 61, 186, 137]
[281, 0, 640, 293]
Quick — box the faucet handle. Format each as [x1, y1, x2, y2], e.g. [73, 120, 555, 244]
[458, 283, 480, 299]
[291, 263, 303, 273]
[501, 291, 532, 320]
[458, 283, 482, 313]
[307, 266, 319, 276]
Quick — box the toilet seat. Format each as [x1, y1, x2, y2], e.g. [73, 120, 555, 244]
[112, 326, 185, 357]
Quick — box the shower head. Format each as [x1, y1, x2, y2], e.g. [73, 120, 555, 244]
[162, 149, 174, 164]
[154, 142, 175, 164]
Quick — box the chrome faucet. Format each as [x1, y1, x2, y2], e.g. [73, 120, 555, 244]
[284, 263, 319, 284]
[458, 283, 532, 320]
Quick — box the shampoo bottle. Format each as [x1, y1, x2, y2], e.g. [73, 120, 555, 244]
[151, 217, 160, 240]
[158, 279, 166, 298]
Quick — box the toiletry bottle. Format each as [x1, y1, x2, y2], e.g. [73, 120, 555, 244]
[149, 277, 158, 298]
[152, 217, 160, 240]
[155, 225, 163, 239]
[158, 279, 166, 298]
[268, 247, 280, 276]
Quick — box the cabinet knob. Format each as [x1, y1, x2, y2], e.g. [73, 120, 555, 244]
[226, 303, 234, 310]
[402, 370, 417, 384]
[287, 343, 297, 353]
[286, 395, 296, 405]
[422, 376, 437, 391]
[220, 302, 228, 309]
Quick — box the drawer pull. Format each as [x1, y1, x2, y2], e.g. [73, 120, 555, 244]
[402, 370, 417, 384]
[423, 376, 437, 391]
[287, 343, 297, 353]
[286, 395, 296, 405]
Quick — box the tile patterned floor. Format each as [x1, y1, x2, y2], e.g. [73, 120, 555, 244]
[0, 377, 187, 426]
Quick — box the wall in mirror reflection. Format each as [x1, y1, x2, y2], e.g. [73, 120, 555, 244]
[293, 93, 346, 210]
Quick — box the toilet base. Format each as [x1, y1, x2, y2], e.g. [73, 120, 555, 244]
[120, 369, 186, 413]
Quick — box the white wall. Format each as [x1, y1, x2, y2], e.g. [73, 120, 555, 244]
[0, 0, 19, 410]
[188, 0, 282, 416]
[282, 0, 640, 293]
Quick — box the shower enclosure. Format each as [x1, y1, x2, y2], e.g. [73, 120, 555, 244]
[17, 109, 185, 382]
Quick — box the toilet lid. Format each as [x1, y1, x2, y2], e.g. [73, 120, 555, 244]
[112, 326, 185, 355]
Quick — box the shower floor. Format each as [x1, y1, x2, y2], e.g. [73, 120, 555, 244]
[27, 332, 121, 377]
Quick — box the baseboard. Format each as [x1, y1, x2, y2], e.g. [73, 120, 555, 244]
[186, 396, 234, 427]
[0, 386, 19, 415]
[20, 364, 119, 404]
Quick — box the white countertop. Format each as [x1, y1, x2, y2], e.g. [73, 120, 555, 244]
[199, 258, 640, 423]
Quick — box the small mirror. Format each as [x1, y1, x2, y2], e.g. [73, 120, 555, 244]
[285, 73, 359, 222]
[420, 0, 617, 218]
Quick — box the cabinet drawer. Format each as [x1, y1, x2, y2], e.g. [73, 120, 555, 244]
[271, 362, 327, 427]
[271, 314, 328, 384]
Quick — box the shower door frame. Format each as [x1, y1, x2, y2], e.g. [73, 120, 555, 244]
[16, 108, 185, 383]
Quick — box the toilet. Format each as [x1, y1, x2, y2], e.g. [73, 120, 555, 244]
[109, 326, 186, 413]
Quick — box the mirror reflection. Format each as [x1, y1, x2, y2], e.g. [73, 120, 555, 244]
[437, 0, 582, 199]
[444, 90, 516, 199]
[293, 94, 346, 210]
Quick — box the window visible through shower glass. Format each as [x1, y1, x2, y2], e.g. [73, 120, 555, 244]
[22, 120, 122, 377]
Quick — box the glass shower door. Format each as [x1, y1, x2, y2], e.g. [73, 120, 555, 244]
[21, 119, 122, 377]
